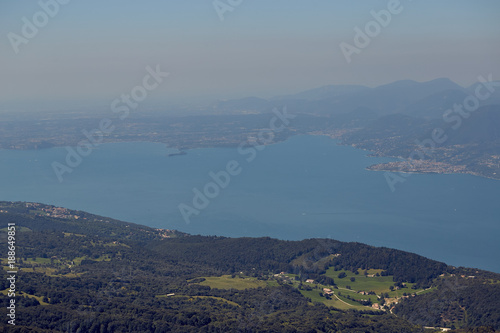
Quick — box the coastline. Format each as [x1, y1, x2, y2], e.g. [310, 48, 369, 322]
[365, 164, 500, 181]
[1, 131, 499, 181]
[308, 131, 500, 182]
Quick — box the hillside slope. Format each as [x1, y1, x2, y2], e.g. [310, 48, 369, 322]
[1, 201, 499, 332]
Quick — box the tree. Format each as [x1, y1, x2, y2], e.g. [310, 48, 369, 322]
[350, 277, 356, 282]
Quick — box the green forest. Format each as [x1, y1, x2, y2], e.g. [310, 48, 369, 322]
[0, 201, 499, 332]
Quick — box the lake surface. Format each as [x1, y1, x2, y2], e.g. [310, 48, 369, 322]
[1, 135, 499, 272]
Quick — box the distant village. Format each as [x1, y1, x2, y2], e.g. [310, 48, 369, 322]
[26, 202, 83, 220]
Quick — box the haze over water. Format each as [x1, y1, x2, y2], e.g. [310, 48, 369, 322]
[1, 135, 499, 272]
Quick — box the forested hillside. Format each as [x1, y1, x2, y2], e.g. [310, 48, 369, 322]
[0, 201, 499, 332]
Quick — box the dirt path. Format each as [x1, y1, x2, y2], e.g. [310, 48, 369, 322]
[334, 293, 354, 307]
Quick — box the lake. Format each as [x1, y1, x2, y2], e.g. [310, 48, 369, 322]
[1, 135, 499, 272]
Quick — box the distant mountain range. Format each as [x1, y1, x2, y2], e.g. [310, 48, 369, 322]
[211, 78, 500, 118]
[1, 78, 498, 180]
[208, 78, 500, 180]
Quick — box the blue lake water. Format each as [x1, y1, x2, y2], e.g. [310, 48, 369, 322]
[1, 135, 499, 272]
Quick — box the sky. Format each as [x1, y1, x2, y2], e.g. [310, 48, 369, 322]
[1, 0, 499, 112]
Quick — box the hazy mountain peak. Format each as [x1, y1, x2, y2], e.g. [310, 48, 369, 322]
[272, 84, 369, 101]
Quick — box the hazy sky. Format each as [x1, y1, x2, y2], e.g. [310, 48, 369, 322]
[1, 0, 499, 110]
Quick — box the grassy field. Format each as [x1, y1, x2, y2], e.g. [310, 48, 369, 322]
[194, 275, 268, 290]
[336, 287, 379, 303]
[72, 255, 111, 265]
[8, 255, 111, 267]
[1, 256, 92, 277]
[185, 296, 240, 307]
[157, 294, 241, 307]
[324, 268, 424, 298]
[23, 257, 53, 264]
[298, 288, 368, 310]
[1, 289, 49, 306]
[63, 232, 85, 237]
[272, 273, 377, 310]
[0, 226, 32, 232]
[416, 287, 437, 295]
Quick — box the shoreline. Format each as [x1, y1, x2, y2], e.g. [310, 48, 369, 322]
[1, 133, 498, 181]
[365, 162, 500, 181]
[365, 165, 500, 181]
[2, 199, 499, 274]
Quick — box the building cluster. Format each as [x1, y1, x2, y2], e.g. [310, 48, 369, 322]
[26, 203, 81, 220]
